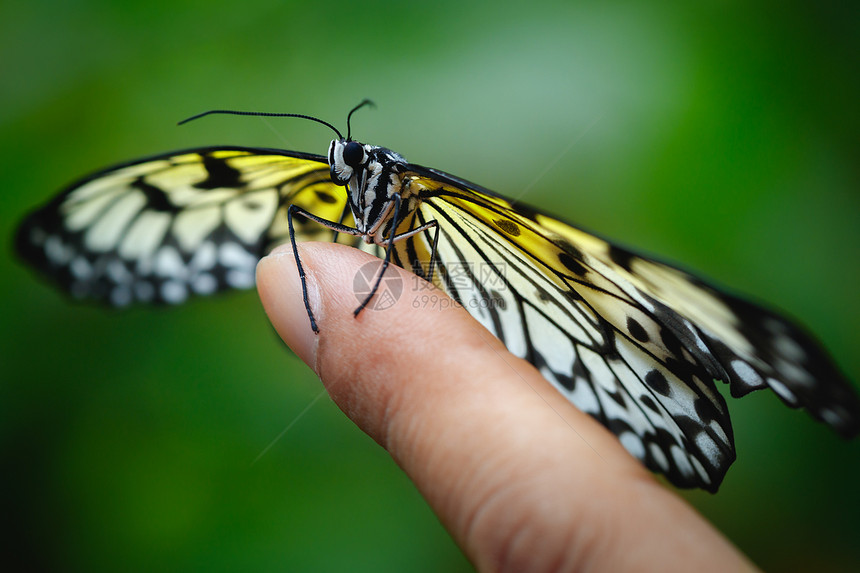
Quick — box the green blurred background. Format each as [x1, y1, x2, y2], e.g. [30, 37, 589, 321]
[3, 0, 858, 570]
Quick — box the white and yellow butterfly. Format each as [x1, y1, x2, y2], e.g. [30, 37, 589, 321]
[16, 103, 859, 492]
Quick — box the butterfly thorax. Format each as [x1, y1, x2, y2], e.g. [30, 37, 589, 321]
[327, 139, 418, 244]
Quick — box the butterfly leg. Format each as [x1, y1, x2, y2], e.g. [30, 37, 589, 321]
[331, 202, 351, 244]
[353, 195, 403, 318]
[423, 221, 440, 283]
[288, 204, 363, 333]
[354, 213, 440, 318]
[398, 218, 440, 282]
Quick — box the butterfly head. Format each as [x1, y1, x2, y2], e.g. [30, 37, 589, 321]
[327, 140, 408, 186]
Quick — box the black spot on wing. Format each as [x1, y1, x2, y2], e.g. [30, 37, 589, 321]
[494, 218, 520, 236]
[626, 316, 649, 342]
[660, 323, 685, 360]
[315, 190, 338, 203]
[564, 289, 583, 302]
[645, 369, 671, 396]
[131, 178, 178, 213]
[608, 244, 635, 271]
[535, 286, 552, 302]
[533, 349, 576, 392]
[196, 154, 243, 189]
[640, 395, 661, 414]
[489, 289, 507, 310]
[694, 397, 719, 425]
[605, 388, 627, 408]
[558, 252, 587, 276]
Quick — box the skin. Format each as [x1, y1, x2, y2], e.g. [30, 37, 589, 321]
[256, 242, 760, 573]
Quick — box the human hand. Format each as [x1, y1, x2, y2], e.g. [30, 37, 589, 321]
[257, 243, 759, 573]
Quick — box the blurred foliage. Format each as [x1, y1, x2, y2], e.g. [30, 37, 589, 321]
[2, 0, 858, 571]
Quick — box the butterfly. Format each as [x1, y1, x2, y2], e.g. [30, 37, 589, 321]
[15, 101, 859, 492]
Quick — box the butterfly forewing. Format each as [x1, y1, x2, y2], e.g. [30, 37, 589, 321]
[15, 147, 359, 306]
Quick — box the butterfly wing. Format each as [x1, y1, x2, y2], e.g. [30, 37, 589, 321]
[16, 146, 858, 491]
[16, 147, 355, 306]
[394, 165, 859, 491]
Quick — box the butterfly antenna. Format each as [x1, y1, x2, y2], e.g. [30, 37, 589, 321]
[346, 99, 375, 140]
[177, 109, 343, 140]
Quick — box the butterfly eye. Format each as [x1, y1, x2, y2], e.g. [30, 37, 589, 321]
[342, 141, 364, 167]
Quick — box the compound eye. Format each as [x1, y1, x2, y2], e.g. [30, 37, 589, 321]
[342, 141, 364, 167]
